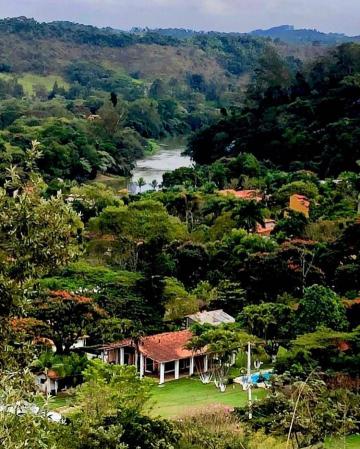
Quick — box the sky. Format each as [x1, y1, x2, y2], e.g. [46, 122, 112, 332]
[0, 0, 360, 35]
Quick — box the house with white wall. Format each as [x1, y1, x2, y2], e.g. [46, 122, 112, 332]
[96, 330, 210, 385]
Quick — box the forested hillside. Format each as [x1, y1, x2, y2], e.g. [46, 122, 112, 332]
[1, 16, 360, 449]
[188, 43, 360, 177]
[0, 17, 327, 184]
[251, 25, 360, 44]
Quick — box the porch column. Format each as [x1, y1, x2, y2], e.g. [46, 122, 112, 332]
[46, 378, 51, 395]
[174, 360, 180, 380]
[204, 355, 208, 373]
[189, 357, 194, 376]
[231, 351, 236, 365]
[135, 351, 139, 367]
[159, 362, 165, 384]
[139, 354, 145, 378]
[119, 348, 125, 365]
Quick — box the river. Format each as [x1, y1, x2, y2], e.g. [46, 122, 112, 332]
[129, 138, 192, 193]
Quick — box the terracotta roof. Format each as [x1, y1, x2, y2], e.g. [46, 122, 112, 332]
[219, 189, 263, 202]
[47, 369, 62, 380]
[291, 194, 310, 207]
[100, 338, 134, 351]
[33, 337, 55, 348]
[101, 330, 204, 363]
[140, 330, 202, 363]
[342, 298, 360, 309]
[337, 341, 350, 352]
[256, 219, 276, 236]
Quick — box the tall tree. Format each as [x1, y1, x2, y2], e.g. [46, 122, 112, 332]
[0, 141, 82, 367]
[32, 290, 105, 354]
[296, 285, 348, 333]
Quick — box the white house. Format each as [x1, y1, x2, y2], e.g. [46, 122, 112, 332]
[95, 330, 210, 385]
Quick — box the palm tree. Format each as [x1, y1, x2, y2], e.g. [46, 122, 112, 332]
[227, 200, 264, 232]
[137, 177, 146, 193]
[151, 179, 158, 191]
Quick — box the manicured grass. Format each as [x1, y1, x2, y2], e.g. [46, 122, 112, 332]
[148, 377, 267, 418]
[37, 393, 75, 412]
[89, 173, 127, 191]
[325, 434, 360, 449]
[0, 72, 69, 96]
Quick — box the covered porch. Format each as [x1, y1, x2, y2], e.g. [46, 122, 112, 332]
[139, 354, 209, 384]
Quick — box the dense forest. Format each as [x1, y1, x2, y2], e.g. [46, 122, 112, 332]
[1, 17, 360, 449]
[250, 24, 360, 44]
[0, 17, 329, 184]
[188, 43, 360, 176]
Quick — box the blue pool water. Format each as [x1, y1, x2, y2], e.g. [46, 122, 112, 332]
[250, 372, 272, 383]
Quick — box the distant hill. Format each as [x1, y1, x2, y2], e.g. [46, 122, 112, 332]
[141, 25, 360, 46]
[0, 17, 268, 80]
[250, 25, 359, 45]
[0, 18, 338, 83]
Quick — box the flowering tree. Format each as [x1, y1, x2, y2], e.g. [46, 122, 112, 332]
[0, 141, 82, 368]
[32, 290, 105, 354]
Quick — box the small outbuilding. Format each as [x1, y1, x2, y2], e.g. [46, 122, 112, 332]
[184, 309, 235, 328]
[35, 370, 62, 396]
[289, 194, 310, 217]
[219, 189, 263, 202]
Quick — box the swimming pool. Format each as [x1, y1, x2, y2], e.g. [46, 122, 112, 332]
[250, 371, 272, 383]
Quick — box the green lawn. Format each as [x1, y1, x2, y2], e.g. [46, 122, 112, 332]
[325, 434, 360, 449]
[0, 72, 69, 96]
[37, 393, 75, 413]
[148, 377, 267, 418]
[89, 173, 127, 191]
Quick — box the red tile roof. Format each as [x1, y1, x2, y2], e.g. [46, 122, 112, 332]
[342, 298, 360, 309]
[101, 330, 204, 363]
[291, 194, 310, 208]
[219, 189, 263, 202]
[140, 330, 201, 363]
[101, 338, 134, 350]
[256, 219, 276, 236]
[47, 369, 62, 380]
[337, 341, 350, 352]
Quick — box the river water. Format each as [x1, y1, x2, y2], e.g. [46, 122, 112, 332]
[129, 138, 192, 193]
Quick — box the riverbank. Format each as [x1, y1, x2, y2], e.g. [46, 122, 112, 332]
[90, 137, 191, 193]
[130, 137, 191, 192]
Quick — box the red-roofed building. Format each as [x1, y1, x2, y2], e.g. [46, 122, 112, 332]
[96, 330, 210, 384]
[219, 189, 263, 202]
[256, 219, 276, 236]
[289, 194, 310, 217]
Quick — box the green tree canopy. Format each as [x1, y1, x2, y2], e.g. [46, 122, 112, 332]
[296, 285, 348, 334]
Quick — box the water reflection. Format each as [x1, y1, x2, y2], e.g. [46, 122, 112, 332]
[129, 140, 192, 193]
